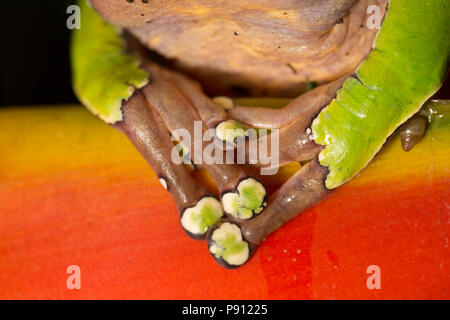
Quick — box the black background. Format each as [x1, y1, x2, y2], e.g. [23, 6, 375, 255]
[0, 300, 443, 316]
[1, 0, 77, 107]
[0, 1, 448, 107]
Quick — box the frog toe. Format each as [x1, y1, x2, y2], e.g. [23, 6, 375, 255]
[180, 196, 224, 240]
[206, 219, 252, 268]
[221, 177, 267, 221]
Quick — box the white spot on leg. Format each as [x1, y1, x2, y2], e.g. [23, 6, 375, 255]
[159, 178, 168, 190]
[216, 120, 248, 144]
[213, 96, 235, 110]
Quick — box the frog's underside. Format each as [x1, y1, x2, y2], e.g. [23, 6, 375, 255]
[72, 0, 450, 268]
[90, 0, 384, 96]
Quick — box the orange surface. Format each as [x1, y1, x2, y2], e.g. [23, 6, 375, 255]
[0, 105, 448, 299]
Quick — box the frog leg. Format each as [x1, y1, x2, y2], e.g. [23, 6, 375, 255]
[72, 1, 267, 224]
[232, 78, 346, 170]
[157, 65, 253, 147]
[115, 92, 223, 239]
[139, 62, 268, 221]
[207, 158, 329, 268]
[228, 114, 321, 175]
[205, 97, 439, 267]
[207, 0, 450, 268]
[174, 76, 347, 170]
[205, 98, 438, 267]
[228, 76, 349, 129]
[161, 67, 228, 129]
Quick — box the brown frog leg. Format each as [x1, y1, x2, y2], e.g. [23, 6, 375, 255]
[255, 118, 323, 169]
[140, 63, 268, 221]
[206, 158, 330, 268]
[227, 115, 322, 176]
[207, 101, 435, 267]
[228, 76, 348, 129]
[162, 68, 251, 148]
[114, 92, 223, 239]
[232, 78, 348, 171]
[162, 68, 228, 129]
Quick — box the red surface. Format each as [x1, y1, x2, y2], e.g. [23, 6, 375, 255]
[0, 172, 448, 299]
[0, 106, 448, 299]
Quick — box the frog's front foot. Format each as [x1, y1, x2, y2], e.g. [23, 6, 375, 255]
[114, 62, 268, 239]
[114, 93, 223, 239]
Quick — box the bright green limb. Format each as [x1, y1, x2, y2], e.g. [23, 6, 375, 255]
[312, 0, 450, 189]
[71, 0, 149, 124]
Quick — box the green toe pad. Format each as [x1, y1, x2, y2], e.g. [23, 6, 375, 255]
[181, 197, 223, 236]
[209, 222, 250, 266]
[221, 178, 267, 220]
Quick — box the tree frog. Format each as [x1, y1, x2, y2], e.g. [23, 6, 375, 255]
[72, 0, 449, 268]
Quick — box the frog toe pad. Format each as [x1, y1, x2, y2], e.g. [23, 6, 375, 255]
[221, 177, 267, 220]
[180, 197, 224, 239]
[207, 220, 250, 268]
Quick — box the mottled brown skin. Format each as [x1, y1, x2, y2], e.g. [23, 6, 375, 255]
[87, 0, 396, 267]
